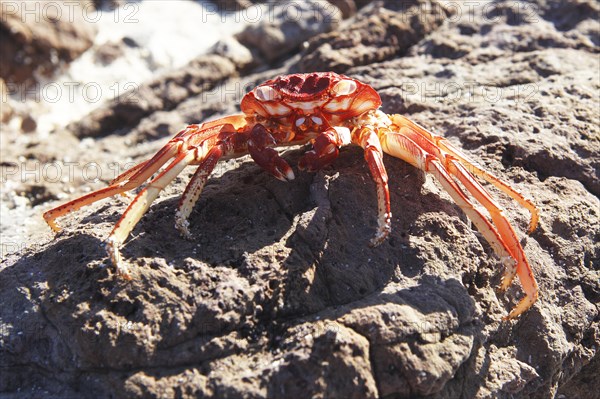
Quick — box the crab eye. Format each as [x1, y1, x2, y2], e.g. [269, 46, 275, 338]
[254, 86, 280, 102]
[332, 79, 357, 96]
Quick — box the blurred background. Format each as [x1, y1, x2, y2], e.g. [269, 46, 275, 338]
[2, 0, 270, 135]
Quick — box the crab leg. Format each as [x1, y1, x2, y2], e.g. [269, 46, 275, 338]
[390, 115, 539, 232]
[107, 123, 210, 187]
[109, 159, 150, 186]
[446, 159, 538, 318]
[105, 123, 249, 277]
[298, 127, 350, 172]
[175, 144, 225, 239]
[354, 127, 391, 246]
[43, 121, 246, 232]
[43, 138, 184, 231]
[106, 150, 197, 278]
[379, 128, 537, 318]
[379, 129, 510, 257]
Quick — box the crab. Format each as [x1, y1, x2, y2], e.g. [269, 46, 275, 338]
[44, 72, 539, 319]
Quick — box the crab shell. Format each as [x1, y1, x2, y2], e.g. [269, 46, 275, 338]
[240, 72, 383, 125]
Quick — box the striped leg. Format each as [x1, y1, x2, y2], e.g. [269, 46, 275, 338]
[380, 129, 538, 319]
[43, 121, 244, 232]
[106, 151, 196, 279]
[354, 127, 391, 246]
[390, 114, 539, 232]
[109, 159, 149, 186]
[446, 159, 538, 318]
[175, 145, 225, 239]
[43, 140, 183, 231]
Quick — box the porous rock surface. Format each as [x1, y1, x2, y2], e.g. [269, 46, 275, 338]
[1, 0, 599, 398]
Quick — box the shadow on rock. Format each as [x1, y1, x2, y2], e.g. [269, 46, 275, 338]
[2, 146, 487, 397]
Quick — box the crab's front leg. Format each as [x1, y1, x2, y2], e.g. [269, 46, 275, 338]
[105, 121, 245, 278]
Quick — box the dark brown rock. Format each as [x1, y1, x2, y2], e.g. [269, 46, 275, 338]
[69, 54, 237, 138]
[207, 0, 266, 12]
[93, 41, 126, 65]
[293, 0, 453, 73]
[20, 115, 37, 133]
[0, 1, 97, 89]
[327, 0, 357, 19]
[235, 0, 342, 63]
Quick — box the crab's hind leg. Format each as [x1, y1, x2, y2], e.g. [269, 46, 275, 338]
[446, 159, 538, 318]
[379, 128, 537, 318]
[43, 139, 183, 231]
[106, 150, 196, 279]
[387, 115, 538, 317]
[380, 127, 512, 260]
[390, 115, 539, 233]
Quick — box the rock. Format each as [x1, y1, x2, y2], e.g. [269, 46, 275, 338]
[207, 0, 266, 12]
[93, 41, 126, 65]
[1, 0, 599, 397]
[293, 0, 453, 73]
[90, 0, 126, 10]
[68, 54, 237, 138]
[467, 345, 539, 398]
[210, 36, 259, 73]
[235, 0, 342, 63]
[0, 79, 13, 123]
[20, 115, 37, 133]
[327, 0, 357, 19]
[0, 1, 97, 89]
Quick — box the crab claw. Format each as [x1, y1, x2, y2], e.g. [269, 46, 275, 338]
[248, 124, 295, 181]
[255, 147, 295, 181]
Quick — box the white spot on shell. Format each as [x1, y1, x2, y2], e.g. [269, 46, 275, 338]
[288, 100, 325, 111]
[254, 86, 280, 102]
[332, 79, 357, 96]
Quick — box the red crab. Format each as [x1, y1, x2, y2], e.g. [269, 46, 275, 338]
[44, 72, 539, 319]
